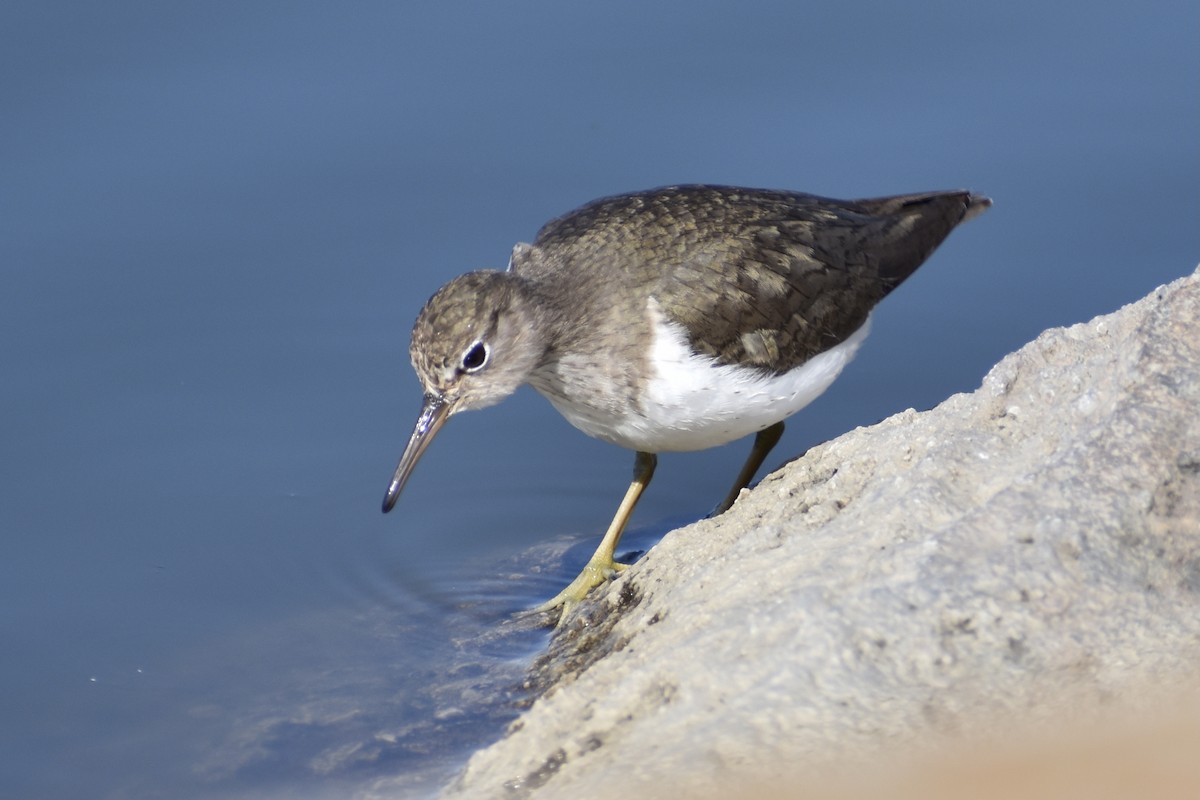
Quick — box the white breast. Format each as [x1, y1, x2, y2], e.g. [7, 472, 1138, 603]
[540, 301, 871, 453]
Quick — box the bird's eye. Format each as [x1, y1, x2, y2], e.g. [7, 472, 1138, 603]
[460, 341, 489, 373]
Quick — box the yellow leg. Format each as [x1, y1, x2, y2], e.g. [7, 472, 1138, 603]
[714, 421, 784, 515]
[535, 451, 657, 623]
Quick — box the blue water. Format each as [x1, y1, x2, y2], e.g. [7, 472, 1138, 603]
[3, 2, 1197, 797]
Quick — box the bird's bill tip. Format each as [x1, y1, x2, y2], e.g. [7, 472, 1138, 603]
[381, 479, 402, 513]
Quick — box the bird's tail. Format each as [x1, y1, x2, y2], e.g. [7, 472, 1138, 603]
[962, 192, 993, 223]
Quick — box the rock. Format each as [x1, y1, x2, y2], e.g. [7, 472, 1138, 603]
[436, 267, 1200, 799]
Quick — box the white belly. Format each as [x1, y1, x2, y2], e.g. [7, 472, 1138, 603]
[541, 307, 871, 453]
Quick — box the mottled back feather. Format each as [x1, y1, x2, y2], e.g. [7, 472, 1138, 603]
[523, 185, 987, 374]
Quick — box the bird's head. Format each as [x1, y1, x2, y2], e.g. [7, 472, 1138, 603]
[382, 270, 545, 512]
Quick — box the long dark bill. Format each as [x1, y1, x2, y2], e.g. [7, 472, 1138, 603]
[382, 393, 451, 513]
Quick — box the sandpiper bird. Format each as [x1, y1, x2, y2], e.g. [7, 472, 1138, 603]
[383, 185, 990, 621]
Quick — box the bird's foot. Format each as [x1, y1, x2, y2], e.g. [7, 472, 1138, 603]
[533, 557, 629, 626]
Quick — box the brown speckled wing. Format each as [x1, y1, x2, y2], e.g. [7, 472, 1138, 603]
[532, 185, 979, 374]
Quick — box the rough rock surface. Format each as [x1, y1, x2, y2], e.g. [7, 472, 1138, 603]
[437, 267, 1200, 799]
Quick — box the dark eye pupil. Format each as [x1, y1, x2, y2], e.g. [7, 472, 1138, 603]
[462, 342, 487, 371]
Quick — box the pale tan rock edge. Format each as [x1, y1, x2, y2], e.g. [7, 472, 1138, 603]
[414, 268, 1200, 799]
